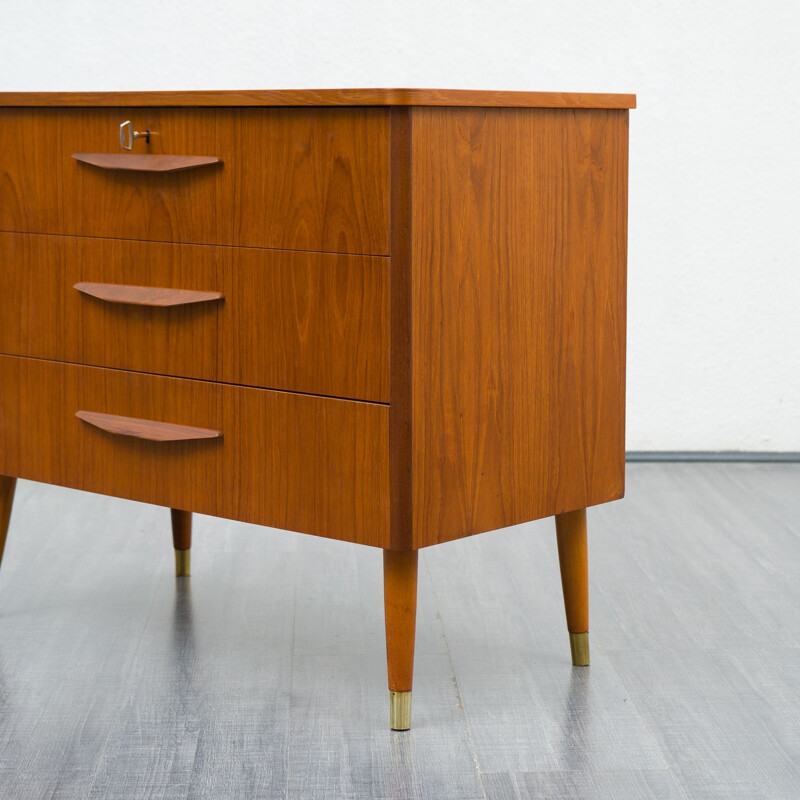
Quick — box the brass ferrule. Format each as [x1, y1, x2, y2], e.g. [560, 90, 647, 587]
[569, 632, 590, 666]
[389, 690, 412, 730]
[174, 549, 191, 577]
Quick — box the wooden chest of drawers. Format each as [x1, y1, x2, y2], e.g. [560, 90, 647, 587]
[0, 88, 634, 730]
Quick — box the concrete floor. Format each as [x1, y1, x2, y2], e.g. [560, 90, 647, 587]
[0, 462, 798, 799]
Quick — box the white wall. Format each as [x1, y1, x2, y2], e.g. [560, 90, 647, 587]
[2, 0, 799, 451]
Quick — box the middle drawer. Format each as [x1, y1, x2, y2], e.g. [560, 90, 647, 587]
[0, 233, 389, 402]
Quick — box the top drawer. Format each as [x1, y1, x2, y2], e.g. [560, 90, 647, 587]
[0, 107, 389, 255]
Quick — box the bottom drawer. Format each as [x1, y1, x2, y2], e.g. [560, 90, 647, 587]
[0, 356, 389, 547]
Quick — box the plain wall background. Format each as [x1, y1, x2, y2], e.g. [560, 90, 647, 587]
[2, 0, 798, 452]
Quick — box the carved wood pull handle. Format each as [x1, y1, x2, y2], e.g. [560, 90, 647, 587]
[76, 411, 222, 442]
[74, 282, 223, 307]
[71, 153, 221, 172]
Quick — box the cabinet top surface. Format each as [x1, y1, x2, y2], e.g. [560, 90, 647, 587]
[0, 88, 636, 109]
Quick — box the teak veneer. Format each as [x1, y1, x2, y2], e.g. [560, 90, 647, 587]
[0, 88, 634, 731]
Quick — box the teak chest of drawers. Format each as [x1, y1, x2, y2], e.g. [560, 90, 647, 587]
[0, 88, 634, 730]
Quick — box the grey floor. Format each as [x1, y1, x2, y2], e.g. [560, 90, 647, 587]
[0, 463, 798, 799]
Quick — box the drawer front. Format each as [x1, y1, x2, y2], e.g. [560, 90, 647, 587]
[65, 108, 222, 245]
[0, 107, 389, 255]
[0, 109, 62, 233]
[0, 233, 390, 402]
[220, 245, 389, 401]
[0, 356, 390, 546]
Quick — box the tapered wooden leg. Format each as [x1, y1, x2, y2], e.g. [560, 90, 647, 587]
[0, 477, 17, 571]
[555, 508, 590, 666]
[383, 549, 418, 730]
[171, 509, 192, 577]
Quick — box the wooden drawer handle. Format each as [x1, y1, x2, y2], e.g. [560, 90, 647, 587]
[71, 153, 221, 173]
[74, 282, 223, 307]
[76, 411, 221, 442]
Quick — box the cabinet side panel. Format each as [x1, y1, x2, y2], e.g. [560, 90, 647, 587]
[389, 107, 414, 550]
[411, 107, 628, 547]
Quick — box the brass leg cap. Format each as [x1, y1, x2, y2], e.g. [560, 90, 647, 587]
[175, 549, 191, 577]
[569, 632, 590, 666]
[389, 690, 412, 731]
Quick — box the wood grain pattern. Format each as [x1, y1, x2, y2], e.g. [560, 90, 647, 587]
[73, 282, 223, 307]
[232, 108, 389, 254]
[0, 476, 15, 570]
[0, 355, 390, 546]
[75, 410, 222, 442]
[0, 233, 66, 363]
[63, 108, 225, 245]
[59, 108, 389, 254]
[0, 91, 635, 734]
[0, 233, 222, 380]
[383, 549, 418, 692]
[0, 233, 389, 401]
[0, 110, 63, 233]
[555, 508, 589, 633]
[388, 107, 414, 550]
[71, 153, 221, 172]
[0, 88, 637, 109]
[66, 237, 221, 380]
[221, 247, 389, 402]
[409, 107, 629, 547]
